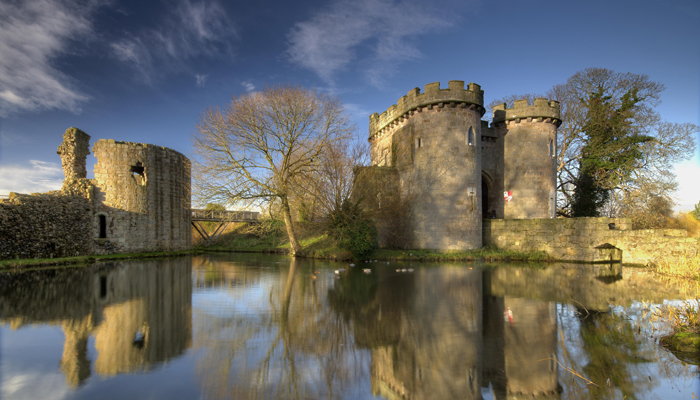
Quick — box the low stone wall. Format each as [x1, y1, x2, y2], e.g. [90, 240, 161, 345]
[0, 192, 94, 259]
[483, 217, 699, 265]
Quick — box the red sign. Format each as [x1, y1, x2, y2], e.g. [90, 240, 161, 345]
[504, 191, 512, 202]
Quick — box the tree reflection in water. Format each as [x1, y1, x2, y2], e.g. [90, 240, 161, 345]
[557, 306, 659, 399]
[193, 257, 369, 400]
[4, 255, 697, 399]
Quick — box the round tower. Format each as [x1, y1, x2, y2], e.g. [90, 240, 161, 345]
[492, 98, 560, 219]
[92, 140, 191, 253]
[368, 80, 485, 250]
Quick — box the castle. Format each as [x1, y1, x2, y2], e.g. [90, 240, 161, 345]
[0, 128, 191, 259]
[58, 128, 192, 254]
[362, 80, 561, 250]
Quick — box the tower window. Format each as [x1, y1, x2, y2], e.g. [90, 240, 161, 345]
[99, 215, 107, 238]
[416, 138, 423, 148]
[549, 139, 554, 157]
[468, 127, 474, 146]
[131, 161, 146, 185]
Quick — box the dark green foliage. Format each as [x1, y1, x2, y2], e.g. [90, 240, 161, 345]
[691, 201, 700, 221]
[326, 200, 377, 259]
[571, 166, 608, 217]
[571, 88, 654, 216]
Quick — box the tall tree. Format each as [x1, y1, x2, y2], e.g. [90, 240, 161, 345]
[571, 87, 653, 216]
[191, 85, 354, 255]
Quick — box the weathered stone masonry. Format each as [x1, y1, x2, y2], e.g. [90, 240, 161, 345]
[364, 80, 560, 251]
[362, 80, 699, 263]
[0, 127, 191, 259]
[92, 139, 191, 253]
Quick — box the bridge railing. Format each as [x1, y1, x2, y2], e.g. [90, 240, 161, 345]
[191, 209, 260, 222]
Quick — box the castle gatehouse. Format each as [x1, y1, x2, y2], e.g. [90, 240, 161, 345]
[359, 80, 561, 250]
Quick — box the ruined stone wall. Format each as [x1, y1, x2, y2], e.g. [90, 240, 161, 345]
[369, 81, 485, 250]
[92, 140, 191, 254]
[0, 191, 94, 259]
[493, 99, 560, 219]
[57, 127, 91, 183]
[483, 218, 699, 264]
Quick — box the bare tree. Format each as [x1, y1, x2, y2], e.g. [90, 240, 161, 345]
[191, 85, 355, 255]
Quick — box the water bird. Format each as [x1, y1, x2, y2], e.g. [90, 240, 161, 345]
[349, 263, 355, 267]
[401, 268, 407, 272]
[334, 268, 345, 274]
[407, 268, 414, 272]
[363, 269, 371, 274]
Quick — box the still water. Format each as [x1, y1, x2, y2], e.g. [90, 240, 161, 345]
[1, 253, 698, 399]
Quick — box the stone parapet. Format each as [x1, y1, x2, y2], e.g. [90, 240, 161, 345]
[492, 98, 561, 126]
[483, 218, 698, 265]
[369, 80, 484, 141]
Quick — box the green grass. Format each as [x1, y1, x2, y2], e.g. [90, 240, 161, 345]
[0, 250, 197, 271]
[200, 222, 553, 262]
[369, 247, 552, 263]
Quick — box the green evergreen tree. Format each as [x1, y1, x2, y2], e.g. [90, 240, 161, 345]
[571, 87, 654, 216]
[691, 201, 700, 221]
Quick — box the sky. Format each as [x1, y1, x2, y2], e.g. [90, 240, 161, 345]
[0, 0, 699, 211]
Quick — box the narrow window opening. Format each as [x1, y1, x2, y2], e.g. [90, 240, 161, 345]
[131, 161, 146, 185]
[416, 138, 422, 148]
[468, 127, 474, 146]
[99, 276, 107, 298]
[99, 215, 107, 238]
[549, 139, 554, 157]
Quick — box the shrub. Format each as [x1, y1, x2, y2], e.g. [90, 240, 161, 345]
[326, 200, 377, 259]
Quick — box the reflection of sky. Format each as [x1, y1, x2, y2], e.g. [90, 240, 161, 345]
[1, 326, 68, 400]
[2, 257, 700, 399]
[556, 302, 699, 399]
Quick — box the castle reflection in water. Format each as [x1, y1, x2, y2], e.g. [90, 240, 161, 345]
[0, 260, 192, 388]
[1, 255, 689, 399]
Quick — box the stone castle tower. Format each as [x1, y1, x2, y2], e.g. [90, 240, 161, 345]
[364, 80, 561, 250]
[55, 128, 192, 254]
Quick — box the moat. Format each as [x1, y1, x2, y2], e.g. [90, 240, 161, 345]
[1, 253, 698, 399]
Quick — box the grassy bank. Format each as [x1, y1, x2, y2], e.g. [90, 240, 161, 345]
[654, 256, 700, 280]
[199, 221, 553, 263]
[0, 250, 196, 271]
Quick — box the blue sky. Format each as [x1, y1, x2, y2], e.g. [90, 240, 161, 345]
[1, 0, 699, 210]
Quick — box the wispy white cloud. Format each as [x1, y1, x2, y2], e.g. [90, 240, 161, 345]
[0, 0, 107, 116]
[110, 0, 237, 83]
[0, 160, 64, 195]
[195, 74, 209, 87]
[241, 80, 255, 92]
[285, 0, 455, 86]
[343, 103, 371, 120]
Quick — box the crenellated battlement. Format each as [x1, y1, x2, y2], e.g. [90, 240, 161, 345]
[369, 80, 484, 140]
[492, 98, 561, 126]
